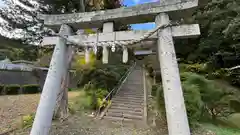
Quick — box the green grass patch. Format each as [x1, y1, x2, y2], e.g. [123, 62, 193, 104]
[202, 123, 240, 135]
[69, 90, 93, 111]
[224, 113, 240, 128]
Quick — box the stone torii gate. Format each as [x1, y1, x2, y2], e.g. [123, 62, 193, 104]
[31, 0, 203, 135]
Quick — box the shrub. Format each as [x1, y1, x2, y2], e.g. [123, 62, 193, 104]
[5, 84, 21, 95]
[72, 91, 93, 110]
[155, 82, 204, 127]
[23, 84, 40, 94]
[206, 69, 229, 80]
[81, 83, 109, 110]
[22, 113, 35, 128]
[77, 65, 129, 92]
[151, 84, 158, 96]
[182, 72, 237, 121]
[156, 72, 239, 127]
[155, 84, 165, 113]
[182, 82, 204, 126]
[185, 63, 208, 74]
[0, 85, 4, 95]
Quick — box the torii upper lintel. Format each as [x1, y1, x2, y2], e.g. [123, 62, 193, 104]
[38, 0, 199, 30]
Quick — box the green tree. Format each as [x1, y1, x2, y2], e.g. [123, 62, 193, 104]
[176, 0, 240, 68]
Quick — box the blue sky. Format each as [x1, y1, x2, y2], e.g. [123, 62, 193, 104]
[123, 0, 156, 30]
[0, 0, 156, 30]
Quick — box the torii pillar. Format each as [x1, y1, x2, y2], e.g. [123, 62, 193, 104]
[155, 13, 190, 135]
[30, 24, 71, 135]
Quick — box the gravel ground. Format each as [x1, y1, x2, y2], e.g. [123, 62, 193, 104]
[0, 92, 79, 134]
[1, 91, 216, 135]
[13, 111, 216, 135]
[15, 112, 160, 135]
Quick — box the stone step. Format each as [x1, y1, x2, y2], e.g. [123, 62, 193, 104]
[112, 97, 144, 103]
[110, 106, 143, 112]
[112, 100, 143, 105]
[120, 88, 143, 91]
[111, 103, 143, 109]
[122, 81, 142, 83]
[117, 91, 144, 94]
[113, 95, 144, 99]
[104, 116, 143, 123]
[118, 91, 144, 94]
[106, 112, 143, 120]
[112, 99, 144, 104]
[117, 92, 144, 96]
[114, 96, 144, 101]
[104, 116, 132, 122]
[107, 108, 143, 116]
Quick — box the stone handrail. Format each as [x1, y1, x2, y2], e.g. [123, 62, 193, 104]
[97, 61, 136, 117]
[104, 61, 136, 102]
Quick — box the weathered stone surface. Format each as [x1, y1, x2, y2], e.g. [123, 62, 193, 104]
[30, 24, 70, 135]
[41, 24, 200, 46]
[38, 0, 199, 29]
[156, 13, 190, 135]
[134, 50, 155, 55]
[0, 63, 33, 72]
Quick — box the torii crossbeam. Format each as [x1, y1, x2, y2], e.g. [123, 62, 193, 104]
[30, 1, 205, 135]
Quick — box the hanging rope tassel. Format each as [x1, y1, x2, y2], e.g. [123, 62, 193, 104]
[85, 47, 90, 64]
[122, 46, 128, 63]
[111, 45, 116, 52]
[102, 46, 109, 64]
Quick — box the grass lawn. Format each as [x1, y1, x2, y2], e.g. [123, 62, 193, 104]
[0, 91, 80, 134]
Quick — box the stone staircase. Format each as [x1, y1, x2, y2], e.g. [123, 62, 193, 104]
[103, 66, 145, 122]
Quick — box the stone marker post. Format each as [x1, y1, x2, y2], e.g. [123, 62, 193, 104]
[155, 13, 191, 135]
[30, 24, 71, 135]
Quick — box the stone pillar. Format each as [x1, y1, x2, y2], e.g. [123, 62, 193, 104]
[122, 46, 128, 63]
[102, 22, 114, 64]
[155, 13, 190, 135]
[30, 24, 70, 135]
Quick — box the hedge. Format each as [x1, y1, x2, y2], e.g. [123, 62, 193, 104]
[0, 85, 4, 95]
[5, 84, 21, 95]
[22, 84, 40, 94]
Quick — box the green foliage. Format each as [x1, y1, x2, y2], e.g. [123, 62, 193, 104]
[5, 84, 21, 95]
[226, 113, 240, 128]
[151, 84, 158, 96]
[202, 123, 240, 135]
[174, 0, 240, 87]
[83, 83, 109, 110]
[77, 64, 129, 91]
[230, 100, 240, 113]
[182, 82, 204, 126]
[70, 86, 108, 111]
[183, 73, 235, 120]
[155, 72, 240, 127]
[185, 63, 208, 74]
[22, 84, 40, 94]
[22, 113, 35, 129]
[0, 85, 4, 95]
